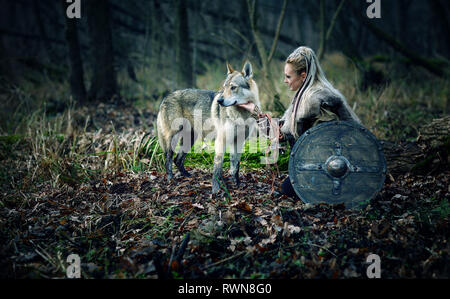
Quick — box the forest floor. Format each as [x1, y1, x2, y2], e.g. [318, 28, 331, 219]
[0, 102, 449, 279]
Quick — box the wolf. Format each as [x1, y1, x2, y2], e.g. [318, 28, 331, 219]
[156, 61, 261, 193]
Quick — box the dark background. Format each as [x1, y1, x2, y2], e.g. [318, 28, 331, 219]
[0, 0, 448, 107]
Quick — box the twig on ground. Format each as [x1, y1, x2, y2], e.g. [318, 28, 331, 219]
[167, 243, 177, 274]
[202, 251, 246, 270]
[178, 208, 194, 231]
[268, 241, 338, 258]
[175, 233, 190, 264]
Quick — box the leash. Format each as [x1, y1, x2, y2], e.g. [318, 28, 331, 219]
[253, 108, 282, 194]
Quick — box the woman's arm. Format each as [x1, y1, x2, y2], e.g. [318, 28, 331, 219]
[237, 102, 263, 120]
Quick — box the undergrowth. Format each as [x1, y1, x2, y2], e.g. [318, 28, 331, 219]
[0, 52, 448, 190]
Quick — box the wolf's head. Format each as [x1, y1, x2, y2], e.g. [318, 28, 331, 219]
[217, 61, 259, 107]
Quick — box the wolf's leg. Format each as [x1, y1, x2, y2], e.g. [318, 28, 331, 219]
[174, 130, 197, 177]
[174, 152, 189, 176]
[229, 136, 241, 187]
[165, 147, 174, 181]
[229, 123, 247, 187]
[212, 130, 226, 194]
[229, 152, 242, 187]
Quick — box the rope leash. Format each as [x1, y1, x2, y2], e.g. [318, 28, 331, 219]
[252, 106, 282, 194]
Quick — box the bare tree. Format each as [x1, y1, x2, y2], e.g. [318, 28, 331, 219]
[61, 1, 86, 104]
[0, 35, 15, 83]
[32, 0, 51, 62]
[86, 0, 118, 102]
[246, 0, 288, 113]
[317, 0, 346, 59]
[151, 0, 163, 65]
[428, 0, 450, 58]
[175, 0, 193, 88]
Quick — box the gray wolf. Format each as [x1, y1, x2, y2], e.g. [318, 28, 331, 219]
[156, 61, 260, 193]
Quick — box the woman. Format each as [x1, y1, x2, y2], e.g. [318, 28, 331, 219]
[240, 46, 361, 198]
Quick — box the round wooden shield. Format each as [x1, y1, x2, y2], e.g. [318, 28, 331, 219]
[288, 121, 386, 209]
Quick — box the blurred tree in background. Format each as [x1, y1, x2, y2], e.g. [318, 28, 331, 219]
[0, 0, 448, 111]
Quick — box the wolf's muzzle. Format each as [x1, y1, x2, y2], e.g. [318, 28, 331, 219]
[217, 96, 224, 106]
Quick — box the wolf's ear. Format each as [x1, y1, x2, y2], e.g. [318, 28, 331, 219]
[227, 63, 235, 74]
[242, 61, 253, 79]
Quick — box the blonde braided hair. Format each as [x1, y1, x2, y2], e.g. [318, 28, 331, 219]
[282, 46, 360, 138]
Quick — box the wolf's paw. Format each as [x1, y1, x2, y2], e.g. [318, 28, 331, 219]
[211, 182, 220, 194]
[180, 170, 191, 177]
[212, 186, 219, 194]
[231, 176, 241, 188]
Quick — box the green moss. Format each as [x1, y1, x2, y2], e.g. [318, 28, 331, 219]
[0, 134, 24, 145]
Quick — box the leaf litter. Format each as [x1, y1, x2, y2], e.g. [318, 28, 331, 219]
[0, 103, 448, 279]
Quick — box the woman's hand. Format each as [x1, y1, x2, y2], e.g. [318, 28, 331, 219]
[237, 102, 256, 113]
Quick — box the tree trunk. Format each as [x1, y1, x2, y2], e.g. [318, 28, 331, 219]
[32, 0, 51, 62]
[151, 0, 163, 65]
[383, 116, 450, 177]
[86, 0, 118, 102]
[317, 0, 325, 59]
[417, 116, 450, 151]
[175, 0, 193, 89]
[246, 0, 287, 113]
[382, 141, 424, 177]
[0, 34, 15, 83]
[268, 0, 288, 63]
[239, 0, 252, 56]
[318, 0, 346, 59]
[62, 1, 86, 104]
[428, 0, 450, 58]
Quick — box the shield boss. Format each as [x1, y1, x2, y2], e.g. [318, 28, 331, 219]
[288, 121, 386, 209]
